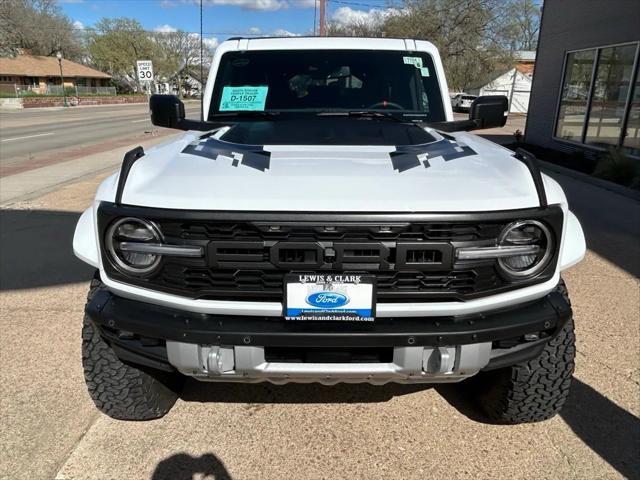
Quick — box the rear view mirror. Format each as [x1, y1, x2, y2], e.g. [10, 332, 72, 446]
[469, 96, 508, 129]
[149, 94, 185, 129]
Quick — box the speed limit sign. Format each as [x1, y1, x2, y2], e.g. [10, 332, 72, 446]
[136, 60, 154, 82]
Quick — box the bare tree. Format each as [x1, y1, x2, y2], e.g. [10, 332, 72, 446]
[500, 0, 541, 51]
[0, 0, 85, 59]
[324, 0, 541, 92]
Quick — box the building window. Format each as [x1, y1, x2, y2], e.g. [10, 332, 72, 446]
[585, 44, 637, 148]
[556, 50, 596, 142]
[624, 70, 639, 154]
[555, 42, 640, 156]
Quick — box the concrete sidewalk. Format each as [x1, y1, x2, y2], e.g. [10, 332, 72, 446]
[9, 104, 637, 480]
[0, 164, 638, 480]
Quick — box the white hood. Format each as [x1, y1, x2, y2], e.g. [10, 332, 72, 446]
[106, 129, 543, 212]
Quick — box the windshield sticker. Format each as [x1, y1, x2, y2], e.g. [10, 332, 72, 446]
[403, 56, 423, 68]
[420, 67, 430, 77]
[219, 86, 268, 111]
[182, 137, 271, 172]
[390, 138, 476, 173]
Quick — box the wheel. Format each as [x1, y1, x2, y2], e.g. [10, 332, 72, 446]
[472, 281, 576, 424]
[81, 275, 183, 420]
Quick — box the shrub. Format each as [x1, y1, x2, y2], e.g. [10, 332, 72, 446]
[593, 148, 640, 190]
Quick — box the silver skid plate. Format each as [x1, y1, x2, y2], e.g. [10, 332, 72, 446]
[166, 342, 492, 385]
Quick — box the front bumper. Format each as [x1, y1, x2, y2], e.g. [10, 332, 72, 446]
[86, 286, 571, 384]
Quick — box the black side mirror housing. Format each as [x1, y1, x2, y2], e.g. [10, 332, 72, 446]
[469, 95, 508, 129]
[149, 94, 185, 129]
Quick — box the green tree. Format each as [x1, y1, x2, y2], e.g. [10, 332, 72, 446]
[153, 31, 203, 96]
[87, 18, 155, 92]
[0, 0, 85, 60]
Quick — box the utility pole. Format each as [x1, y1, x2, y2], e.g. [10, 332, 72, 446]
[56, 51, 68, 107]
[200, 0, 204, 122]
[319, 0, 326, 37]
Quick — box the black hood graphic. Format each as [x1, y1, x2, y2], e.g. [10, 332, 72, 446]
[182, 137, 271, 172]
[390, 138, 476, 172]
[181, 123, 476, 173]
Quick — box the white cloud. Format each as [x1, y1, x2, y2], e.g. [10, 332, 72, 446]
[331, 6, 397, 26]
[204, 0, 286, 11]
[271, 28, 300, 37]
[249, 27, 262, 34]
[203, 37, 220, 49]
[201, 0, 314, 10]
[155, 24, 178, 33]
[291, 0, 317, 7]
[160, 0, 178, 7]
[72, 20, 84, 30]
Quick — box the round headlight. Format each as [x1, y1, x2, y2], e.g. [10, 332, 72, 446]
[106, 217, 162, 275]
[497, 220, 553, 278]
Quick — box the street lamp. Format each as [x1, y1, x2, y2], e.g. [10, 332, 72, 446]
[56, 51, 68, 107]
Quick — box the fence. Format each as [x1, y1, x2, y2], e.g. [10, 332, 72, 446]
[1, 84, 116, 97]
[44, 85, 117, 96]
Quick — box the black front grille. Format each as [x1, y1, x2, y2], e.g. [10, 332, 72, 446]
[159, 265, 500, 302]
[148, 217, 507, 301]
[97, 203, 565, 303]
[161, 220, 502, 242]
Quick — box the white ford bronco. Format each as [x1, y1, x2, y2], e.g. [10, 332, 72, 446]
[73, 37, 586, 422]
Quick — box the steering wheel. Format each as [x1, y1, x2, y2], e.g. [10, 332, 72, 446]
[366, 101, 405, 110]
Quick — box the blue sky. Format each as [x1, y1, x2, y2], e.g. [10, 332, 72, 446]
[60, 0, 394, 48]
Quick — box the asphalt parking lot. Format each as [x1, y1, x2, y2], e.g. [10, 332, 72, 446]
[0, 118, 638, 480]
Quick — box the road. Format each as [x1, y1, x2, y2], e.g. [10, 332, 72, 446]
[0, 102, 201, 177]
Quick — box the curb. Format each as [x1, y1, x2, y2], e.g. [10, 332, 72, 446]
[539, 160, 640, 202]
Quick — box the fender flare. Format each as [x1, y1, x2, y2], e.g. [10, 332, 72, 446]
[73, 206, 100, 268]
[559, 210, 586, 271]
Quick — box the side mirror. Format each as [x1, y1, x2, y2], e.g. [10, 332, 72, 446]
[149, 94, 185, 129]
[469, 95, 508, 129]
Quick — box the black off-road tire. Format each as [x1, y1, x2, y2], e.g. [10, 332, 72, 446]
[473, 281, 576, 424]
[82, 276, 183, 421]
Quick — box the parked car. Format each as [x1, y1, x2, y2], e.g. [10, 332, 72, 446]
[451, 93, 478, 112]
[74, 37, 585, 423]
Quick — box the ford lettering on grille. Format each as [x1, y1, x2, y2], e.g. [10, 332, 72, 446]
[208, 241, 453, 271]
[306, 292, 349, 308]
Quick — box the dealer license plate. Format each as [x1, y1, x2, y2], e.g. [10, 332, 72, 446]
[284, 273, 375, 321]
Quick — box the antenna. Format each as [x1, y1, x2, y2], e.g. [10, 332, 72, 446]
[319, 0, 326, 36]
[200, 0, 204, 122]
[313, 0, 317, 36]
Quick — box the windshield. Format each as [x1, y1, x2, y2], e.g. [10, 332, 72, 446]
[209, 49, 446, 121]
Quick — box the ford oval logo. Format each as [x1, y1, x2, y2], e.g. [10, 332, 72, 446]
[306, 292, 349, 309]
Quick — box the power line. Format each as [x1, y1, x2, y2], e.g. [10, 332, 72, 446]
[326, 0, 390, 8]
[50, 26, 262, 36]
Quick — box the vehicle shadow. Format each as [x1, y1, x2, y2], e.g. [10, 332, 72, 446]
[546, 171, 640, 279]
[0, 209, 94, 290]
[180, 379, 431, 404]
[151, 452, 232, 480]
[438, 376, 640, 480]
